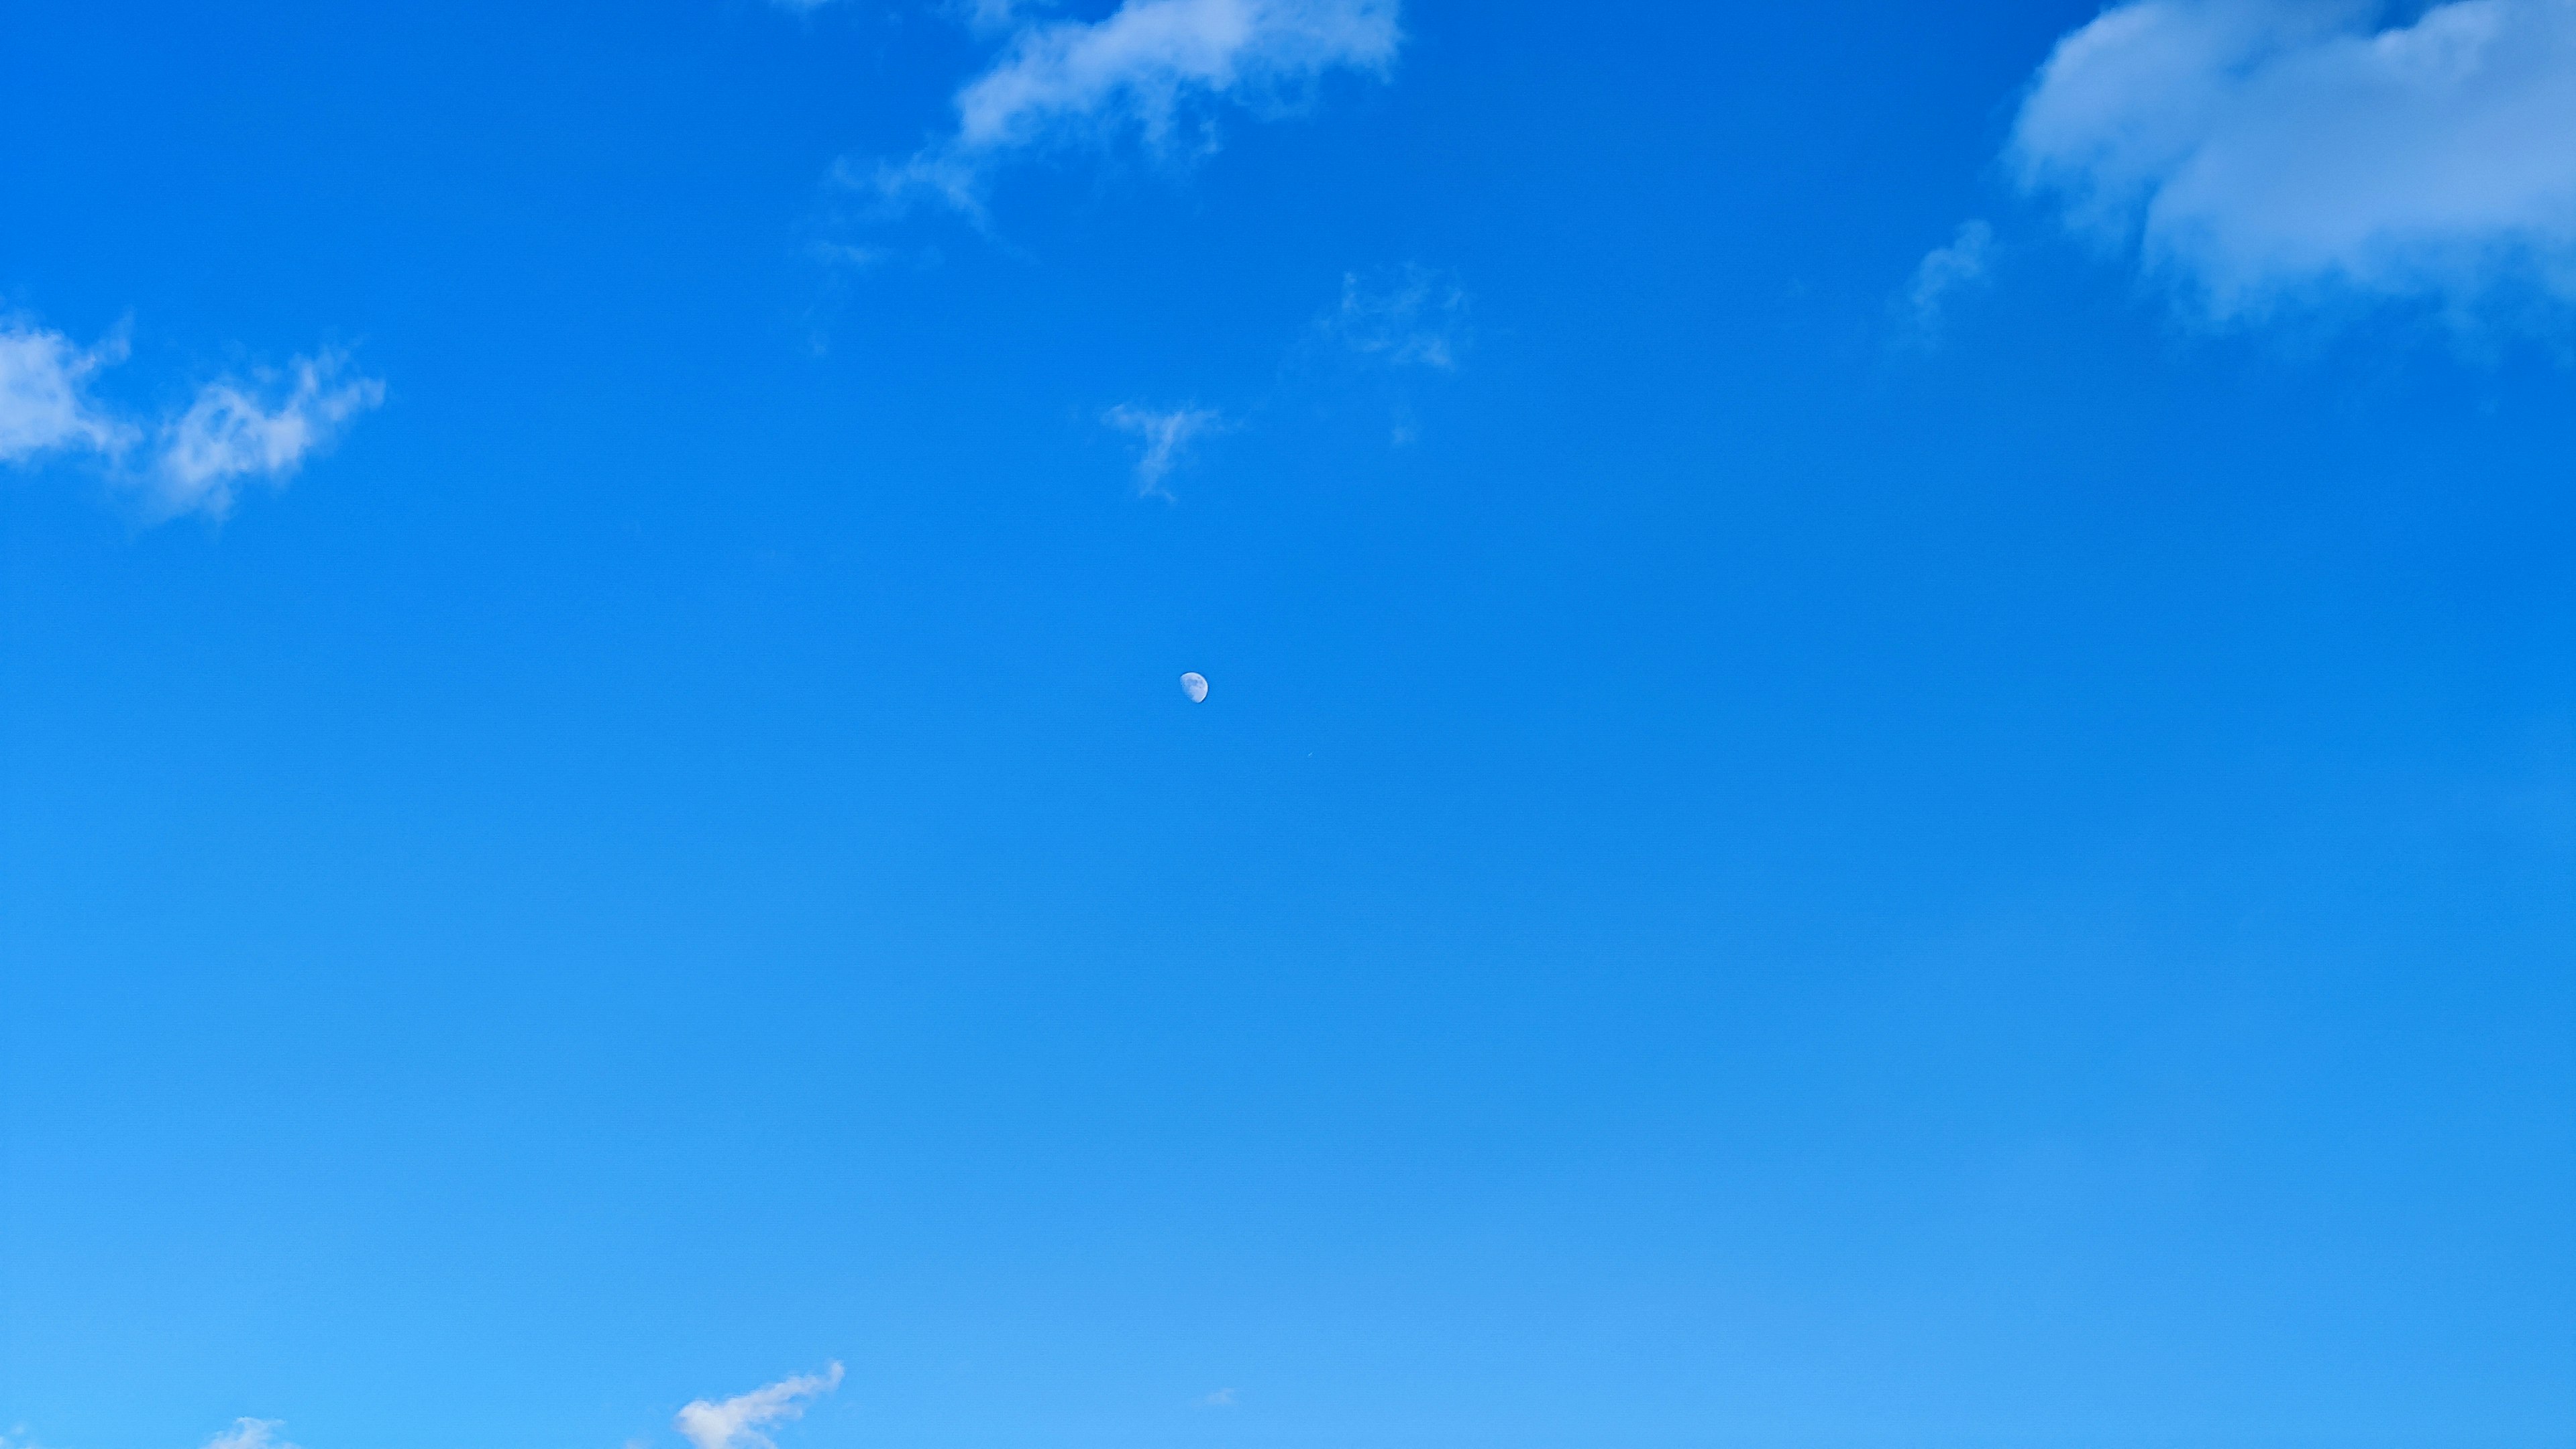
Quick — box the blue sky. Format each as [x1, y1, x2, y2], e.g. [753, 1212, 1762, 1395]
[3, 1, 2572, 1446]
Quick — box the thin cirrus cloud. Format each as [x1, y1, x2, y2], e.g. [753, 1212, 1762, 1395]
[858, 0, 1403, 216]
[2008, 0, 2576, 319]
[1320, 265, 1468, 370]
[674, 1362, 845, 1449]
[0, 1419, 292, 1449]
[1099, 265, 1467, 489]
[780, 1, 1030, 33]
[7, 1371, 845, 1449]
[940, 0, 1042, 33]
[0, 315, 381, 521]
[1104, 401, 1224, 496]
[199, 1424, 294, 1449]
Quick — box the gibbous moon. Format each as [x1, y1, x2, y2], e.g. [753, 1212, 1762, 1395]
[1180, 672, 1209, 703]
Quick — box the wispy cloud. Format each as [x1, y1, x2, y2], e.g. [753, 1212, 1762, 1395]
[1905, 219, 1995, 333]
[0, 321, 133, 464]
[2010, 0, 2576, 319]
[863, 0, 1403, 217]
[152, 352, 384, 521]
[809, 240, 891, 272]
[1302, 264, 1468, 443]
[200, 1422, 294, 1449]
[1104, 401, 1224, 496]
[777, 0, 1040, 21]
[0, 315, 380, 521]
[1321, 265, 1467, 369]
[947, 0, 1049, 34]
[1197, 1387, 1240, 1408]
[674, 1363, 845, 1449]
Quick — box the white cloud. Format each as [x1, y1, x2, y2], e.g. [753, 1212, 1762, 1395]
[1197, 1387, 1240, 1408]
[1104, 401, 1224, 496]
[151, 352, 384, 521]
[1906, 219, 1995, 331]
[0, 321, 132, 464]
[0, 313, 380, 521]
[2009, 0, 2576, 318]
[1322, 266, 1467, 369]
[674, 1363, 845, 1449]
[201, 1421, 295, 1449]
[869, 0, 1402, 214]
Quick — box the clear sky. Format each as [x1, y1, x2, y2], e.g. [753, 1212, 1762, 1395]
[3, 2, 2572, 1447]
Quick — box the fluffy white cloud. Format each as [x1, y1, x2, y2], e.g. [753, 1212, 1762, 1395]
[871, 0, 1401, 213]
[2010, 0, 2576, 317]
[1104, 401, 1223, 496]
[152, 352, 384, 521]
[674, 1363, 844, 1449]
[0, 321, 131, 463]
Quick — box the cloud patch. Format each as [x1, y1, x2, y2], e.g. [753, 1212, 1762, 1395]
[1906, 219, 1995, 332]
[153, 353, 384, 521]
[1104, 401, 1224, 496]
[1322, 265, 1467, 369]
[674, 1363, 845, 1449]
[2009, 0, 2576, 319]
[0, 322, 132, 463]
[200, 1424, 294, 1449]
[0, 315, 380, 521]
[867, 0, 1403, 215]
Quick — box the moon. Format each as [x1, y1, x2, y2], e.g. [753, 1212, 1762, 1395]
[1180, 672, 1209, 703]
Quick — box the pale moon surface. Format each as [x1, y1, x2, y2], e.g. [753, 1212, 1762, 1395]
[1181, 672, 1209, 703]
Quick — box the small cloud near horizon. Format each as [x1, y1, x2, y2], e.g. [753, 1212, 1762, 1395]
[201, 1422, 294, 1449]
[675, 1364, 845, 1449]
